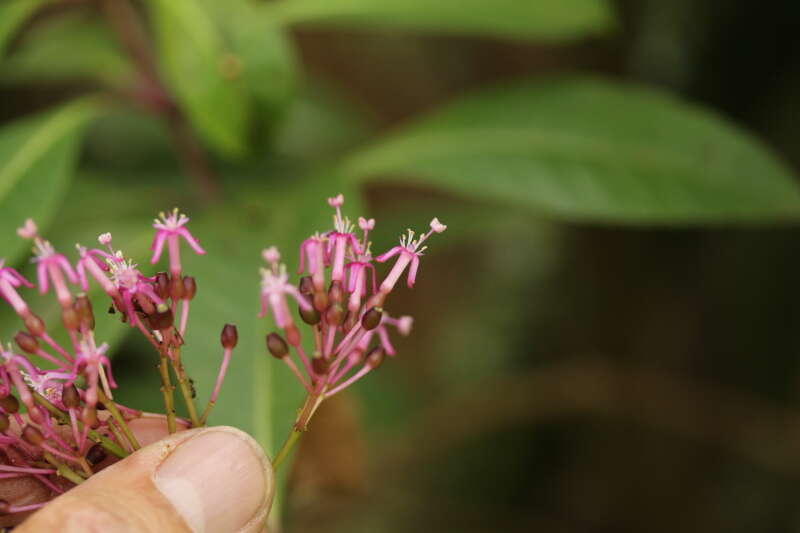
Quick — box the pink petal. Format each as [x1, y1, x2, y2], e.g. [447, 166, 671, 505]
[150, 232, 167, 264]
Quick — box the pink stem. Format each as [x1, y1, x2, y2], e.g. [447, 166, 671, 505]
[41, 333, 74, 363]
[207, 348, 232, 406]
[8, 502, 46, 513]
[283, 358, 311, 392]
[324, 365, 372, 398]
[294, 344, 314, 378]
[179, 299, 190, 337]
[0, 465, 56, 474]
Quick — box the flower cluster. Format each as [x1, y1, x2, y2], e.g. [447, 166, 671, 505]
[260, 194, 445, 464]
[0, 211, 232, 518]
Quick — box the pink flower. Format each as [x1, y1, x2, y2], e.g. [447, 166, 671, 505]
[375, 218, 446, 294]
[150, 209, 205, 276]
[260, 248, 312, 329]
[30, 239, 79, 307]
[325, 194, 362, 282]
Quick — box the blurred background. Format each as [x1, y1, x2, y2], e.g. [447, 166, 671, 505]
[2, 0, 800, 532]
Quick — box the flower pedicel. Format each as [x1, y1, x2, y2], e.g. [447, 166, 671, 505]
[0, 193, 444, 517]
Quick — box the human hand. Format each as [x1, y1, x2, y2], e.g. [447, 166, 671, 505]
[13, 418, 274, 532]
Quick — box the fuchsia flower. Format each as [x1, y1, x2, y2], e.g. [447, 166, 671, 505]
[260, 247, 312, 330]
[29, 238, 79, 308]
[150, 208, 205, 276]
[376, 217, 447, 295]
[325, 194, 361, 283]
[0, 261, 33, 317]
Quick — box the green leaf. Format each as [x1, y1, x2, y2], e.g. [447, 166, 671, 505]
[0, 0, 46, 55]
[0, 12, 132, 86]
[265, 0, 614, 41]
[146, 0, 250, 158]
[343, 77, 800, 224]
[0, 98, 105, 266]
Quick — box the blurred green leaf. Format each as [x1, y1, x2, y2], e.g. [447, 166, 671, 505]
[0, 12, 132, 86]
[344, 77, 800, 224]
[146, 0, 250, 158]
[0, 98, 104, 266]
[0, 0, 46, 55]
[265, 0, 614, 41]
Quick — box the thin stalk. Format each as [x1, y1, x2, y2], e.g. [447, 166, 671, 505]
[32, 393, 128, 459]
[170, 351, 200, 427]
[271, 430, 300, 470]
[43, 452, 85, 485]
[107, 419, 130, 454]
[158, 355, 177, 433]
[97, 389, 140, 451]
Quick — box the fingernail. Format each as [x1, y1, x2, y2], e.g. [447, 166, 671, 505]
[155, 428, 270, 533]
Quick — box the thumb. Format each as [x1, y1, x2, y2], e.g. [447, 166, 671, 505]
[17, 425, 274, 533]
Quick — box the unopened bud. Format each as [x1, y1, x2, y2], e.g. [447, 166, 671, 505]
[313, 291, 328, 312]
[147, 308, 174, 331]
[74, 294, 95, 330]
[366, 346, 385, 369]
[266, 333, 289, 358]
[14, 331, 39, 354]
[182, 276, 197, 300]
[0, 395, 19, 414]
[86, 443, 107, 465]
[22, 425, 44, 446]
[169, 275, 185, 300]
[285, 324, 301, 347]
[361, 307, 383, 330]
[326, 303, 344, 326]
[298, 276, 314, 295]
[312, 357, 329, 375]
[299, 304, 320, 325]
[0, 413, 8, 432]
[220, 324, 238, 349]
[135, 294, 156, 315]
[24, 313, 46, 337]
[61, 307, 80, 331]
[62, 384, 80, 409]
[328, 280, 344, 304]
[154, 272, 170, 299]
[82, 406, 99, 428]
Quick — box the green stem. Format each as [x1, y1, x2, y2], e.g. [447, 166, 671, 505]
[271, 429, 301, 470]
[32, 393, 128, 459]
[158, 355, 177, 433]
[170, 352, 200, 427]
[43, 452, 86, 485]
[97, 389, 140, 451]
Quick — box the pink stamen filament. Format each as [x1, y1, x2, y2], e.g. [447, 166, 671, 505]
[324, 365, 372, 398]
[207, 348, 233, 407]
[282, 357, 311, 392]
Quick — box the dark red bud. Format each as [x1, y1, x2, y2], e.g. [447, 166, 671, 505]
[326, 304, 344, 326]
[220, 324, 238, 349]
[366, 346, 386, 369]
[147, 308, 174, 331]
[14, 331, 39, 354]
[313, 291, 328, 312]
[74, 294, 95, 330]
[361, 307, 383, 331]
[328, 280, 344, 304]
[61, 307, 80, 331]
[298, 276, 314, 295]
[62, 384, 80, 409]
[312, 357, 330, 375]
[22, 425, 44, 446]
[266, 333, 288, 358]
[154, 272, 170, 299]
[169, 275, 185, 300]
[135, 294, 156, 315]
[299, 304, 320, 326]
[182, 276, 197, 300]
[86, 443, 107, 466]
[0, 413, 9, 432]
[0, 395, 19, 414]
[24, 313, 46, 337]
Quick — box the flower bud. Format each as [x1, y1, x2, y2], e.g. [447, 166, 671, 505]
[74, 294, 95, 330]
[154, 272, 170, 299]
[313, 291, 328, 312]
[86, 443, 107, 466]
[135, 294, 156, 315]
[182, 276, 197, 300]
[147, 308, 174, 331]
[14, 331, 39, 354]
[285, 324, 301, 347]
[312, 356, 329, 375]
[0, 395, 19, 414]
[299, 304, 321, 326]
[22, 425, 44, 446]
[365, 346, 385, 369]
[328, 280, 344, 304]
[361, 307, 383, 331]
[24, 313, 46, 337]
[0, 413, 9, 433]
[298, 276, 314, 295]
[266, 333, 288, 358]
[82, 406, 99, 428]
[326, 303, 344, 326]
[169, 275, 185, 300]
[220, 324, 238, 349]
[61, 307, 80, 331]
[62, 384, 80, 409]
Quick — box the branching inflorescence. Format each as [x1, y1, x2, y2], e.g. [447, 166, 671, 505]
[0, 193, 444, 517]
[262, 194, 445, 467]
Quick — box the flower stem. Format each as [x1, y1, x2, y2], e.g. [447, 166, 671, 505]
[32, 392, 128, 459]
[158, 355, 177, 433]
[43, 452, 85, 486]
[272, 386, 327, 471]
[170, 351, 200, 427]
[271, 429, 301, 470]
[97, 389, 140, 451]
